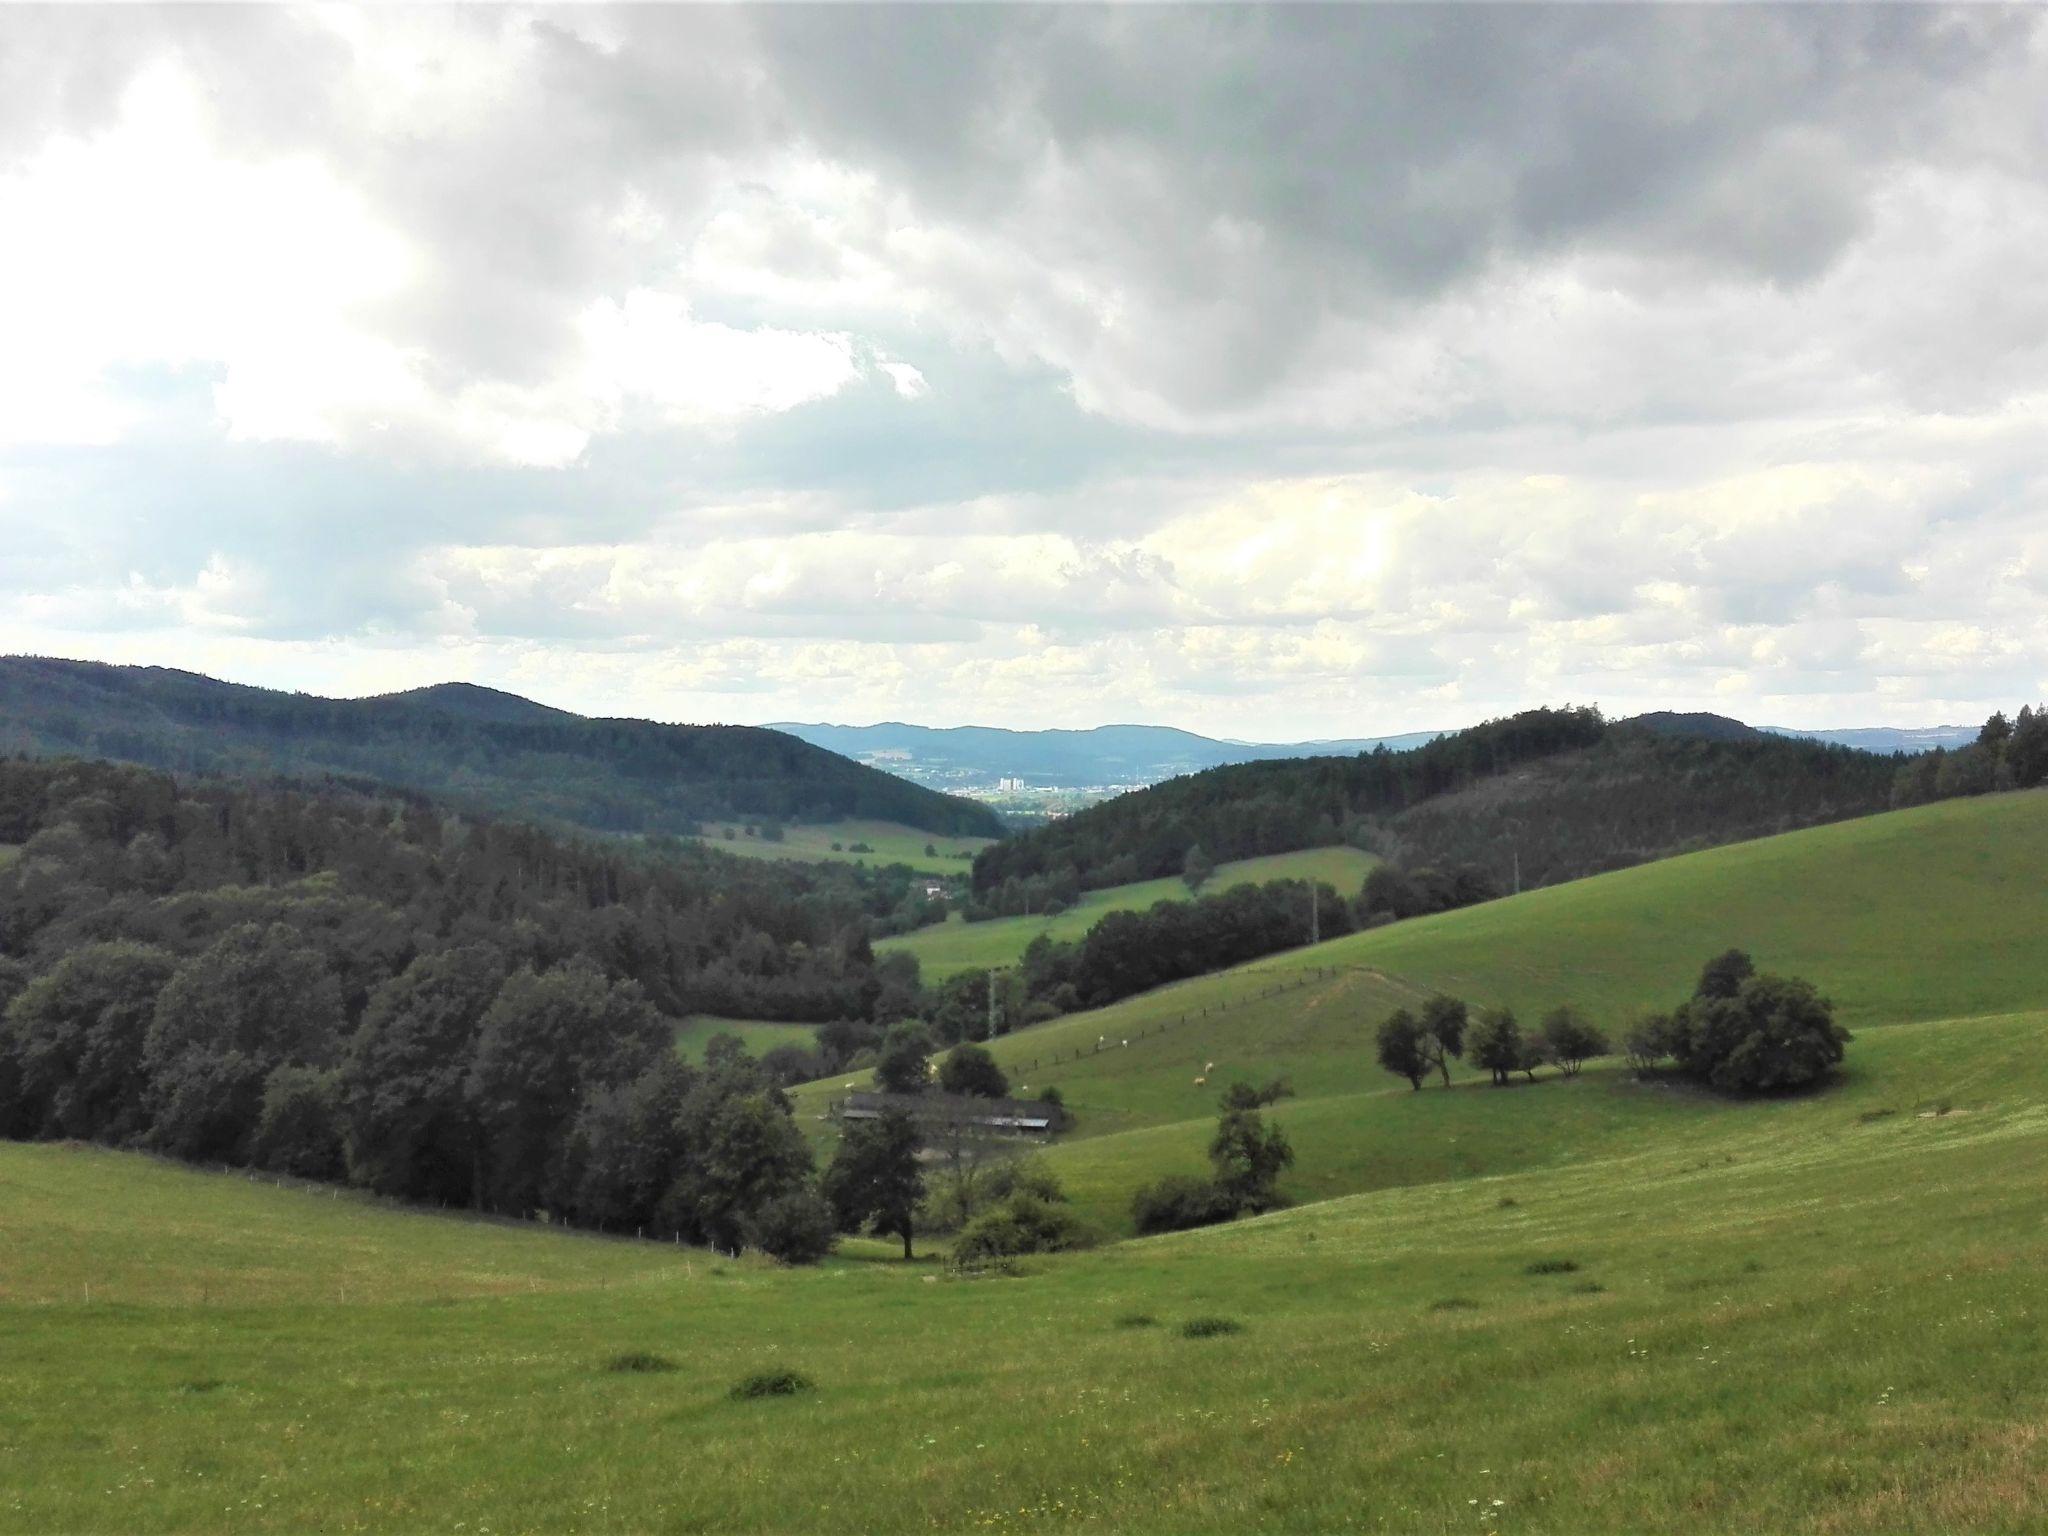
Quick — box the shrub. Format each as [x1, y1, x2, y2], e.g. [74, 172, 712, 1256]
[604, 1352, 678, 1374]
[1179, 1317, 1243, 1338]
[1130, 1173, 1238, 1235]
[953, 1193, 1092, 1267]
[1673, 972, 1850, 1093]
[745, 1186, 839, 1266]
[729, 1369, 813, 1399]
[1622, 1012, 1679, 1075]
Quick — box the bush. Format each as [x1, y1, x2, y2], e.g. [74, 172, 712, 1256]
[953, 1193, 1092, 1267]
[1131, 1174, 1238, 1235]
[1673, 971, 1850, 1093]
[729, 1369, 813, 1399]
[938, 1042, 1009, 1099]
[745, 1186, 839, 1265]
[1178, 1316, 1243, 1338]
[1622, 1012, 1679, 1075]
[604, 1352, 678, 1373]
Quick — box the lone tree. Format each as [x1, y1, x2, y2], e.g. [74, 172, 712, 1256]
[874, 1021, 935, 1095]
[1376, 1008, 1431, 1090]
[1539, 1005, 1609, 1077]
[938, 1042, 1009, 1099]
[1182, 843, 1215, 892]
[1209, 1104, 1294, 1214]
[824, 1108, 926, 1259]
[1419, 994, 1469, 1087]
[1469, 1006, 1525, 1086]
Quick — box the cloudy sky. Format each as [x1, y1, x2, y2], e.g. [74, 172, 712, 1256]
[3, 5, 2045, 739]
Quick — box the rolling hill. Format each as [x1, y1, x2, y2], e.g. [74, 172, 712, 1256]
[795, 788, 2048, 1228]
[0, 655, 1002, 838]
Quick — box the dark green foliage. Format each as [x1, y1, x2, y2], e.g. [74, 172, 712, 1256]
[874, 1022, 934, 1095]
[729, 1370, 813, 1400]
[0, 656, 1001, 837]
[669, 1090, 818, 1254]
[1181, 843, 1214, 891]
[823, 1109, 925, 1259]
[250, 1066, 347, 1180]
[1469, 1006, 1525, 1086]
[1419, 994, 1469, 1086]
[1376, 1008, 1431, 1091]
[1673, 971, 1851, 1094]
[3, 941, 176, 1141]
[1130, 1173, 1239, 1235]
[937, 1042, 1009, 1099]
[952, 1192, 1092, 1267]
[1178, 1317, 1243, 1338]
[1218, 1076, 1293, 1111]
[1209, 1106, 1293, 1213]
[1622, 1012, 1680, 1075]
[1007, 878, 1355, 1018]
[144, 923, 346, 1162]
[603, 1352, 678, 1374]
[744, 1186, 839, 1266]
[1696, 949, 1757, 1001]
[1539, 1005, 1609, 1077]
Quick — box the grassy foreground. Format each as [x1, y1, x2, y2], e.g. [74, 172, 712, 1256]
[878, 845, 1378, 981]
[5, 1003, 2047, 1532]
[692, 819, 992, 874]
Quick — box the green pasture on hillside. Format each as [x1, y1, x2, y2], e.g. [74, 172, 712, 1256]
[6, 999, 2048, 1532]
[877, 845, 1379, 981]
[673, 1015, 820, 1063]
[692, 819, 992, 874]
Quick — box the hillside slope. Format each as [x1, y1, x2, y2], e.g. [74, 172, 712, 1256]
[817, 790, 2048, 1225]
[0, 656, 1002, 837]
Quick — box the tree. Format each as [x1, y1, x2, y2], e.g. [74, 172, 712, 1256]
[341, 945, 508, 1205]
[3, 941, 176, 1142]
[250, 1066, 346, 1180]
[1622, 1012, 1678, 1076]
[465, 962, 666, 1216]
[1209, 1105, 1294, 1213]
[1420, 993, 1469, 1086]
[938, 1042, 1009, 1099]
[1181, 843, 1214, 892]
[1695, 949, 1756, 1001]
[874, 1021, 934, 1094]
[744, 1184, 838, 1265]
[1674, 973, 1850, 1094]
[1539, 1005, 1608, 1077]
[1469, 1006, 1524, 1086]
[823, 1109, 925, 1259]
[145, 923, 345, 1163]
[1376, 1008, 1430, 1090]
[670, 1090, 815, 1252]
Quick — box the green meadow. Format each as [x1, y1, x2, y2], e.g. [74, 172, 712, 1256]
[673, 1015, 820, 1063]
[8, 791, 2048, 1531]
[692, 818, 993, 874]
[878, 844, 1379, 981]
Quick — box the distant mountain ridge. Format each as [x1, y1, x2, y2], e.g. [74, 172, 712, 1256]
[0, 657, 1002, 838]
[770, 719, 1444, 792]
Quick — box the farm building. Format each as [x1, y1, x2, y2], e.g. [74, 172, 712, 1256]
[834, 1090, 1068, 1137]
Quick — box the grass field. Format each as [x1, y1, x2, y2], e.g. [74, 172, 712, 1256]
[5, 1001, 2046, 1532]
[673, 1015, 820, 1063]
[877, 845, 1380, 981]
[9, 791, 2048, 1531]
[693, 819, 992, 874]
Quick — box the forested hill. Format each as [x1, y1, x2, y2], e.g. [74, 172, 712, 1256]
[972, 707, 1917, 901]
[0, 657, 1002, 838]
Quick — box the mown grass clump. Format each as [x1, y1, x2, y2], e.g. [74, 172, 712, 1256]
[1113, 1312, 1157, 1329]
[603, 1351, 678, 1374]
[729, 1369, 814, 1400]
[1524, 1258, 1581, 1275]
[1178, 1316, 1243, 1338]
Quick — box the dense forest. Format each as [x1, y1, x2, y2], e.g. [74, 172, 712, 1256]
[0, 657, 1003, 838]
[0, 756, 977, 1238]
[972, 707, 1924, 904]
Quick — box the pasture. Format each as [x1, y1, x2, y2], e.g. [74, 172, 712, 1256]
[877, 845, 1379, 981]
[691, 819, 992, 874]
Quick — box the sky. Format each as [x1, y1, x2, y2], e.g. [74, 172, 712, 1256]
[3, 5, 2045, 741]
